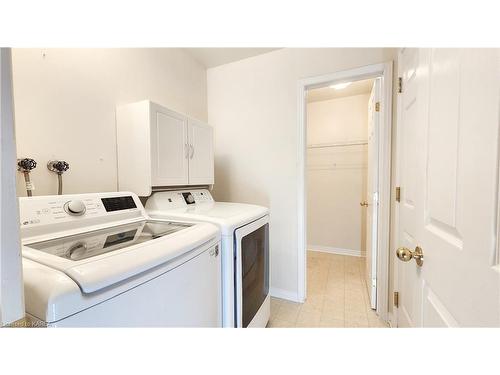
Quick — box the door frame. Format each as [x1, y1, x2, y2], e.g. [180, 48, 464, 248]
[0, 48, 25, 326]
[392, 49, 405, 327]
[296, 62, 393, 322]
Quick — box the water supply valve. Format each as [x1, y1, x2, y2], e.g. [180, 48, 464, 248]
[47, 160, 70, 195]
[17, 158, 37, 172]
[17, 158, 37, 197]
[47, 160, 70, 174]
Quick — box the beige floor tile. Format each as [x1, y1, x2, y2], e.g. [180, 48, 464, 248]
[345, 311, 369, 328]
[329, 262, 345, 270]
[275, 302, 301, 323]
[325, 295, 344, 304]
[368, 319, 389, 328]
[323, 289, 344, 301]
[309, 276, 328, 287]
[307, 287, 325, 298]
[326, 276, 344, 286]
[322, 299, 345, 320]
[319, 322, 345, 328]
[270, 307, 280, 320]
[296, 308, 322, 327]
[270, 297, 285, 320]
[319, 314, 345, 328]
[345, 320, 369, 328]
[322, 308, 344, 321]
[267, 319, 295, 328]
[326, 275, 344, 284]
[281, 300, 301, 307]
[345, 279, 364, 288]
[367, 310, 389, 328]
[346, 290, 365, 298]
[345, 305, 368, 317]
[267, 251, 390, 329]
[323, 291, 344, 304]
[303, 294, 325, 310]
[271, 297, 283, 309]
[308, 250, 331, 260]
[325, 281, 345, 295]
[345, 296, 366, 308]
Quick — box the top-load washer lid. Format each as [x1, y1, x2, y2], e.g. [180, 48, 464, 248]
[22, 219, 220, 294]
[28, 220, 192, 262]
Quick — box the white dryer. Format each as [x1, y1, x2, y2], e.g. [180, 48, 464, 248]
[19, 192, 221, 327]
[146, 189, 270, 328]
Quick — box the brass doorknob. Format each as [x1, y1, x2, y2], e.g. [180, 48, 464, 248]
[360, 201, 368, 207]
[396, 246, 424, 267]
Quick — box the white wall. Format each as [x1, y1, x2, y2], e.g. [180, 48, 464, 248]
[12, 48, 207, 197]
[307, 94, 369, 255]
[1, 48, 25, 326]
[207, 48, 396, 300]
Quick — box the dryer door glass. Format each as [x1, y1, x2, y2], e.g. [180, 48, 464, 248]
[241, 223, 269, 327]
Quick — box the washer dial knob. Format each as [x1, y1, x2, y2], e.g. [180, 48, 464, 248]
[64, 200, 86, 216]
[182, 192, 196, 204]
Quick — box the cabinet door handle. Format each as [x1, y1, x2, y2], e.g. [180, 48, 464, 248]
[189, 144, 194, 159]
[185, 144, 189, 159]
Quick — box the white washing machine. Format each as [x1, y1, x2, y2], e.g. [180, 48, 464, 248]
[146, 189, 270, 328]
[19, 192, 222, 327]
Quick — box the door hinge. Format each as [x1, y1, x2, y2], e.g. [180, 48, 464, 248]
[395, 186, 401, 202]
[375, 101, 380, 112]
[398, 77, 403, 93]
[393, 291, 399, 308]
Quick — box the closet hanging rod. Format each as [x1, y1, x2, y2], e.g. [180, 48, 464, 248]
[307, 140, 368, 149]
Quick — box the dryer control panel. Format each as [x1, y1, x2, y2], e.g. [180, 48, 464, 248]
[181, 190, 212, 205]
[147, 189, 214, 210]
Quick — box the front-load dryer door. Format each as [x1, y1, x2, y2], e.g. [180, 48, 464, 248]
[234, 216, 269, 327]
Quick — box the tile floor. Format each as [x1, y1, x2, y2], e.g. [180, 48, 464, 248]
[268, 251, 388, 328]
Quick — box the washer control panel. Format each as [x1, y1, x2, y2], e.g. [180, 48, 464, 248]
[18, 193, 143, 231]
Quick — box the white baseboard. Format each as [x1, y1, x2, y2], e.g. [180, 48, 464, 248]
[308, 245, 362, 257]
[270, 287, 301, 303]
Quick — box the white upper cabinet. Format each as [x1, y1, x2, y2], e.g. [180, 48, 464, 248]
[188, 118, 214, 185]
[116, 100, 214, 196]
[151, 105, 189, 186]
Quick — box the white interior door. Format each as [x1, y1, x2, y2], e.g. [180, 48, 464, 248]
[396, 48, 500, 327]
[0, 48, 25, 326]
[365, 79, 380, 309]
[188, 118, 214, 185]
[151, 107, 189, 186]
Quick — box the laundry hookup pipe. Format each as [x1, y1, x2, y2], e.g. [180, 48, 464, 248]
[58, 173, 63, 195]
[18, 158, 37, 196]
[23, 171, 33, 197]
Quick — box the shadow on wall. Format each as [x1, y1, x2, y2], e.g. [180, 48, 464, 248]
[212, 154, 270, 208]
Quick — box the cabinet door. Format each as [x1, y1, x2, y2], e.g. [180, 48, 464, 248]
[151, 107, 189, 186]
[188, 118, 214, 185]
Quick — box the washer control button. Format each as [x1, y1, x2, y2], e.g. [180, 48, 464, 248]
[64, 200, 86, 216]
[182, 192, 195, 205]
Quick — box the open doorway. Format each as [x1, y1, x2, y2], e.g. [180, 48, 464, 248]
[307, 77, 379, 303]
[297, 63, 393, 326]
